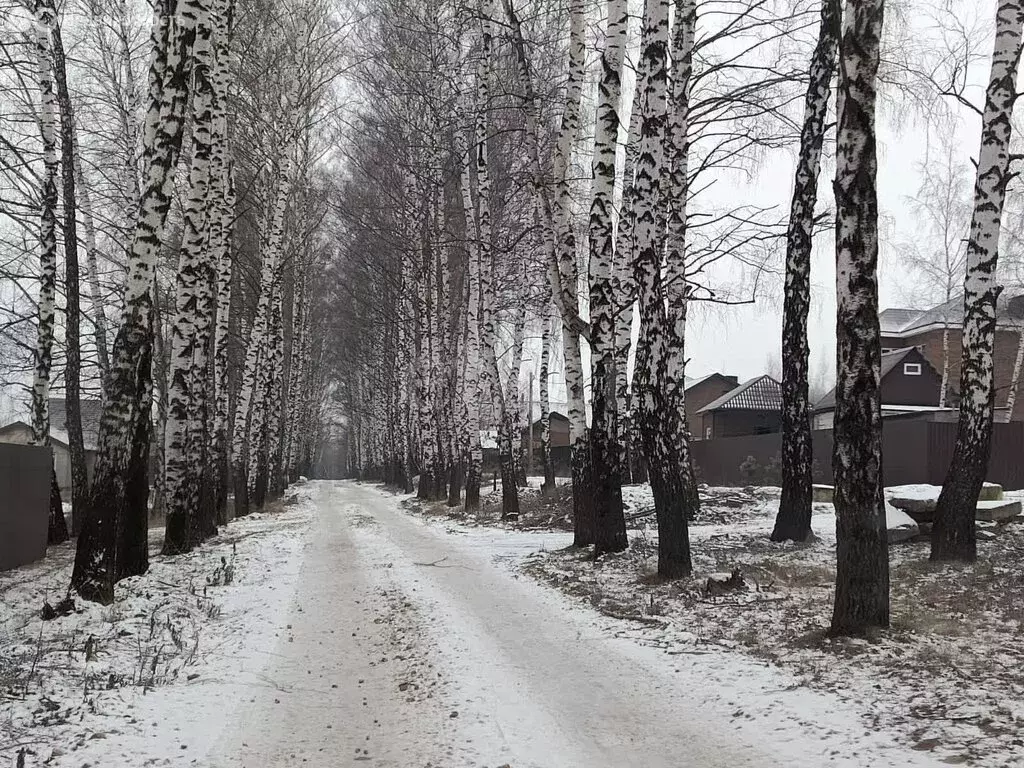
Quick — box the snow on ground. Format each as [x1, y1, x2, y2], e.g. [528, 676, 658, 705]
[415, 479, 1024, 768]
[346, 482, 934, 767]
[0, 483, 317, 767]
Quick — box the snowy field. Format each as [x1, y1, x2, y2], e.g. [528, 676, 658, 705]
[417, 478, 1024, 768]
[0, 484, 317, 767]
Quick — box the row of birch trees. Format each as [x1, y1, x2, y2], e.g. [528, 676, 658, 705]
[332, 0, 1024, 638]
[332, 0, 802, 578]
[0, 0, 340, 603]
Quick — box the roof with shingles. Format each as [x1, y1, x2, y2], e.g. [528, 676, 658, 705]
[48, 397, 102, 450]
[684, 372, 739, 391]
[881, 288, 1024, 337]
[696, 375, 782, 413]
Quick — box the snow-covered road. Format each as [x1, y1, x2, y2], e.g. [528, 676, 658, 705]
[209, 481, 928, 768]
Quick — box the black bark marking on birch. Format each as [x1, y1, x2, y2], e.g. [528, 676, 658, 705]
[829, 0, 889, 637]
[932, 1, 1024, 563]
[773, 0, 839, 543]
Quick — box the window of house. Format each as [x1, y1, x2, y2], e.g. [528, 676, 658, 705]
[904, 362, 922, 376]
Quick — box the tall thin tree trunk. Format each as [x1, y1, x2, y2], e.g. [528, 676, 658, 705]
[211, 163, 235, 523]
[151, 285, 168, 521]
[208, 0, 235, 526]
[163, 0, 218, 553]
[72, 1, 201, 603]
[830, 0, 889, 636]
[539, 309, 555, 495]
[74, 141, 110, 386]
[939, 325, 950, 407]
[931, 0, 1024, 562]
[232, 157, 289, 517]
[613, 47, 647, 490]
[772, 0, 839, 543]
[633, 0, 688, 577]
[663, 0, 700, 528]
[589, 0, 629, 555]
[1005, 328, 1024, 420]
[32, 0, 67, 546]
[502, 0, 591, 539]
[51, 16, 90, 536]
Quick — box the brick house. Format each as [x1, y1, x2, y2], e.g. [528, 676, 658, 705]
[684, 373, 739, 439]
[879, 292, 1024, 413]
[812, 347, 944, 429]
[695, 375, 782, 439]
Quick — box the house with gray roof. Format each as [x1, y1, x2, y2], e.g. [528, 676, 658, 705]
[695, 375, 782, 440]
[812, 347, 944, 430]
[879, 290, 1024, 412]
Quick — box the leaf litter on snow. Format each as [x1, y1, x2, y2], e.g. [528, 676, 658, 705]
[0, 483, 317, 767]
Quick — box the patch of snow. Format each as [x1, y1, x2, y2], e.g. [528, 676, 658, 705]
[0, 485, 317, 767]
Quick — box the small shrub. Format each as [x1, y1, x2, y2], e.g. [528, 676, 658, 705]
[739, 455, 761, 484]
[207, 555, 235, 587]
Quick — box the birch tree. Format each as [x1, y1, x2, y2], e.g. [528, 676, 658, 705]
[932, 0, 1024, 563]
[632, 0, 688, 574]
[73, 0, 205, 603]
[830, 0, 888, 637]
[771, 0, 839, 543]
[588, 0, 628, 554]
[31, 0, 68, 545]
[50, 9, 90, 530]
[502, 0, 593, 543]
[663, 0, 700, 523]
[163, 0, 222, 553]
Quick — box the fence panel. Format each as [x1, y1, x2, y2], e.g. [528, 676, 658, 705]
[0, 443, 52, 571]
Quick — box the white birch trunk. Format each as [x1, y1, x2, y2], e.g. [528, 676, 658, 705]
[939, 325, 951, 407]
[73, 0, 202, 602]
[502, 0, 591, 538]
[32, 0, 67, 545]
[772, 0, 838, 543]
[632, 0, 692, 578]
[539, 309, 556, 493]
[163, 0, 219, 553]
[1006, 329, 1024, 420]
[458, 112, 484, 510]
[231, 157, 290, 516]
[932, 0, 1024, 562]
[73, 143, 110, 384]
[588, 0, 629, 553]
[830, 0, 889, 634]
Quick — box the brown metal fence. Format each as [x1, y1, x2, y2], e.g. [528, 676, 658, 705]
[691, 420, 1024, 490]
[0, 443, 52, 571]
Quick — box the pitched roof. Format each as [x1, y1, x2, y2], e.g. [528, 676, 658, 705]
[697, 375, 782, 413]
[526, 410, 570, 428]
[0, 419, 95, 451]
[879, 308, 923, 335]
[814, 347, 936, 411]
[882, 287, 1024, 337]
[684, 372, 739, 391]
[48, 397, 102, 451]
